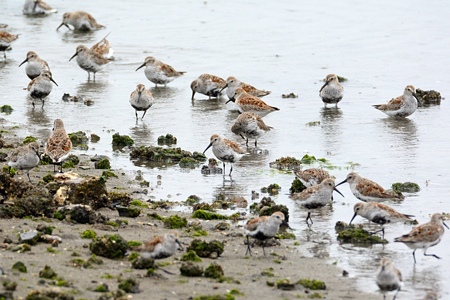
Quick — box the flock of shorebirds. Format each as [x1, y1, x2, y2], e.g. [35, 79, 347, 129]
[1, 1, 445, 299]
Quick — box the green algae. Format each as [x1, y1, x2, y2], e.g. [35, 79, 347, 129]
[297, 279, 326, 290]
[204, 263, 224, 279]
[112, 133, 134, 147]
[180, 250, 202, 262]
[192, 209, 229, 220]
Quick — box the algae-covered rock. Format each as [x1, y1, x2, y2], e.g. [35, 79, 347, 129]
[180, 262, 204, 277]
[269, 156, 302, 171]
[130, 145, 206, 166]
[391, 182, 420, 193]
[95, 158, 111, 169]
[25, 288, 75, 300]
[157, 134, 177, 145]
[90, 133, 100, 143]
[101, 170, 118, 180]
[276, 278, 296, 291]
[261, 183, 281, 196]
[0, 176, 55, 218]
[289, 177, 307, 194]
[192, 209, 229, 220]
[81, 229, 97, 239]
[112, 133, 134, 147]
[201, 158, 223, 175]
[180, 250, 202, 262]
[179, 157, 201, 168]
[337, 225, 387, 244]
[65, 177, 110, 209]
[163, 214, 188, 229]
[39, 265, 57, 279]
[416, 88, 442, 105]
[108, 192, 132, 206]
[215, 222, 230, 231]
[89, 234, 128, 259]
[192, 294, 236, 300]
[297, 278, 326, 290]
[187, 239, 224, 258]
[185, 195, 201, 206]
[2, 279, 17, 291]
[116, 205, 141, 218]
[118, 278, 139, 293]
[62, 154, 80, 169]
[0, 105, 13, 114]
[68, 131, 88, 147]
[12, 261, 27, 273]
[131, 257, 156, 270]
[204, 263, 224, 279]
[22, 136, 37, 144]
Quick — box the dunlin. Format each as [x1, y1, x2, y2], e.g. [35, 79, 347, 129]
[129, 84, 154, 120]
[131, 232, 183, 259]
[190, 73, 226, 100]
[69, 45, 112, 80]
[221, 76, 271, 100]
[349, 202, 414, 239]
[0, 31, 19, 59]
[375, 257, 403, 300]
[336, 172, 403, 202]
[394, 213, 448, 263]
[19, 51, 51, 80]
[373, 85, 420, 118]
[294, 168, 331, 188]
[56, 11, 104, 31]
[45, 119, 72, 173]
[7, 142, 41, 182]
[319, 74, 344, 107]
[227, 88, 279, 117]
[203, 134, 246, 176]
[90, 32, 114, 59]
[135, 56, 185, 87]
[26, 70, 58, 107]
[23, 0, 57, 15]
[291, 178, 344, 225]
[245, 211, 290, 256]
[231, 112, 272, 147]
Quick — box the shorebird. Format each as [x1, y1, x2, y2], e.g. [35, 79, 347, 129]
[349, 202, 414, 239]
[336, 172, 403, 202]
[319, 74, 344, 107]
[23, 0, 57, 15]
[90, 32, 114, 59]
[0, 31, 19, 59]
[45, 119, 72, 173]
[57, 11, 104, 31]
[221, 76, 271, 100]
[19, 51, 51, 80]
[227, 88, 279, 117]
[7, 142, 41, 183]
[136, 56, 185, 87]
[245, 211, 291, 256]
[291, 178, 344, 226]
[373, 85, 420, 118]
[129, 84, 154, 120]
[231, 112, 272, 147]
[203, 134, 246, 176]
[26, 70, 58, 107]
[131, 232, 183, 260]
[294, 168, 331, 188]
[190, 73, 226, 100]
[376, 257, 403, 300]
[394, 213, 448, 263]
[69, 45, 112, 80]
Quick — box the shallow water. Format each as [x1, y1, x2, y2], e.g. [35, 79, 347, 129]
[1, 0, 450, 298]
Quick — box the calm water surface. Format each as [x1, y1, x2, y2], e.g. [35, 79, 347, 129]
[1, 0, 450, 298]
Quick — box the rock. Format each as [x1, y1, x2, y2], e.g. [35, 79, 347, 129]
[180, 250, 202, 262]
[281, 93, 298, 98]
[269, 156, 302, 171]
[89, 234, 128, 259]
[117, 278, 139, 293]
[68, 131, 88, 146]
[187, 239, 224, 258]
[204, 263, 224, 279]
[179, 262, 204, 277]
[215, 222, 230, 231]
[201, 158, 223, 175]
[130, 145, 206, 166]
[131, 257, 156, 270]
[39, 265, 57, 279]
[336, 225, 387, 244]
[95, 158, 111, 169]
[416, 88, 442, 105]
[55, 204, 107, 224]
[116, 205, 141, 218]
[112, 133, 134, 147]
[276, 278, 296, 290]
[297, 278, 327, 290]
[391, 182, 420, 193]
[19, 230, 40, 245]
[11, 261, 27, 273]
[289, 177, 307, 194]
[25, 287, 75, 300]
[157, 134, 177, 145]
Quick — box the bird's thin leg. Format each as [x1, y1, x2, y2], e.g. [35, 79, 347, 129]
[392, 287, 400, 300]
[26, 171, 32, 183]
[229, 164, 233, 176]
[254, 139, 257, 147]
[413, 249, 417, 264]
[306, 212, 313, 226]
[245, 236, 252, 256]
[262, 240, 266, 256]
[59, 163, 63, 173]
[424, 250, 441, 260]
[141, 110, 147, 120]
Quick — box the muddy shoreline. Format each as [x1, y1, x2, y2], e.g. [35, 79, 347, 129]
[0, 126, 383, 300]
